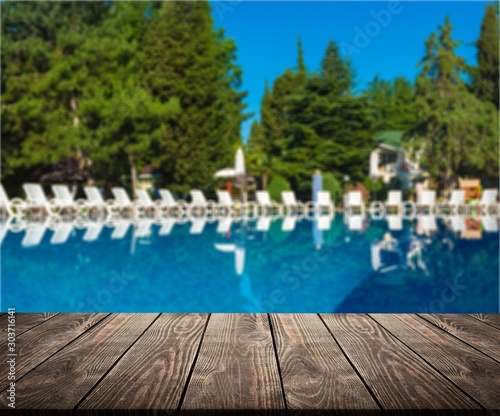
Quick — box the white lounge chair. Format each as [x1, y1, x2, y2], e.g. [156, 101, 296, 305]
[282, 191, 313, 217]
[255, 191, 282, 217]
[134, 220, 152, 238]
[84, 186, 114, 217]
[386, 214, 403, 231]
[216, 217, 233, 234]
[419, 214, 437, 232]
[386, 191, 403, 214]
[110, 220, 131, 240]
[189, 217, 206, 234]
[21, 221, 48, 247]
[216, 190, 247, 217]
[438, 190, 466, 216]
[344, 191, 365, 214]
[449, 215, 466, 233]
[23, 183, 58, 217]
[0, 184, 26, 218]
[416, 190, 436, 214]
[50, 222, 73, 245]
[281, 216, 297, 232]
[190, 190, 216, 217]
[481, 215, 498, 232]
[111, 187, 136, 217]
[135, 189, 160, 218]
[83, 222, 104, 242]
[477, 189, 498, 216]
[315, 191, 335, 215]
[317, 214, 332, 231]
[158, 219, 176, 236]
[344, 212, 364, 231]
[51, 184, 85, 217]
[256, 216, 272, 232]
[158, 189, 189, 217]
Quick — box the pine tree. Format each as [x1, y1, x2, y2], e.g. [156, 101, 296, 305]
[141, 2, 247, 194]
[475, 5, 499, 107]
[283, 41, 374, 192]
[407, 16, 499, 191]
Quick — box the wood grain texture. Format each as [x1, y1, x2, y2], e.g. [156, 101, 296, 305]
[181, 314, 285, 414]
[271, 314, 379, 414]
[79, 314, 208, 411]
[468, 314, 500, 330]
[419, 314, 500, 362]
[0, 313, 158, 409]
[370, 314, 500, 409]
[0, 313, 59, 339]
[0, 313, 108, 391]
[321, 314, 481, 412]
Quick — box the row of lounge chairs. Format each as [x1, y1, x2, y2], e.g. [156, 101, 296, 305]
[1, 183, 498, 220]
[0, 183, 335, 219]
[4, 210, 497, 249]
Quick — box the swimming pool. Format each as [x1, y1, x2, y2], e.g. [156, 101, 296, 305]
[1, 214, 499, 313]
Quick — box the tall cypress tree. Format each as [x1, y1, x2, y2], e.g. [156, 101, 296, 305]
[141, 2, 247, 194]
[475, 5, 499, 107]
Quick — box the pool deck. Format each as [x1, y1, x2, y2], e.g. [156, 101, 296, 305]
[1, 313, 499, 414]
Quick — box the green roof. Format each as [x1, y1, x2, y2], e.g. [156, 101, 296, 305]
[374, 130, 404, 147]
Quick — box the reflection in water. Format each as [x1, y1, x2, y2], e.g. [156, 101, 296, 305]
[1, 214, 499, 313]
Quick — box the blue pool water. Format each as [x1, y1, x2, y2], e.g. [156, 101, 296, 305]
[1, 215, 499, 313]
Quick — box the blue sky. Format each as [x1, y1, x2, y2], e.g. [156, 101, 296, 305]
[211, 1, 490, 141]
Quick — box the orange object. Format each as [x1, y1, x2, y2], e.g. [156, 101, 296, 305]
[459, 179, 481, 200]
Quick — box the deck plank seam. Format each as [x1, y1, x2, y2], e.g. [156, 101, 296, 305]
[267, 313, 288, 412]
[177, 313, 212, 413]
[317, 313, 384, 412]
[0, 313, 112, 395]
[0, 313, 61, 345]
[466, 314, 500, 331]
[366, 314, 488, 410]
[73, 313, 162, 411]
[415, 314, 500, 365]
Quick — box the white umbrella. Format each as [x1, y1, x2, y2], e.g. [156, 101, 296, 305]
[214, 147, 245, 178]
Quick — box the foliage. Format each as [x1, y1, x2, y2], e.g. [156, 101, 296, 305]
[322, 173, 342, 203]
[1, 1, 247, 194]
[366, 76, 416, 132]
[267, 175, 291, 202]
[474, 4, 499, 107]
[405, 16, 499, 192]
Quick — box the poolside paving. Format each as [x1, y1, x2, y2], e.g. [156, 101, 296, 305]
[1, 313, 499, 414]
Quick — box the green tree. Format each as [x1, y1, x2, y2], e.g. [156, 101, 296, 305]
[282, 41, 374, 193]
[407, 16, 499, 191]
[141, 1, 247, 194]
[474, 4, 499, 107]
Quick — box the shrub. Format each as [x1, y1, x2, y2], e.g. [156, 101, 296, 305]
[322, 173, 343, 204]
[267, 175, 291, 202]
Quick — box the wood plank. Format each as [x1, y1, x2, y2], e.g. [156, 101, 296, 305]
[419, 314, 500, 362]
[0, 313, 58, 339]
[0, 313, 158, 409]
[271, 314, 379, 413]
[370, 314, 500, 409]
[321, 314, 481, 412]
[181, 314, 285, 414]
[79, 314, 207, 411]
[468, 314, 500, 330]
[0, 313, 109, 391]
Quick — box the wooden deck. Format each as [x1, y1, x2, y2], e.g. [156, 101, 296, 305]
[1, 313, 499, 414]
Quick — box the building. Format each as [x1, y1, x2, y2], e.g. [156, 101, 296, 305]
[369, 130, 427, 190]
